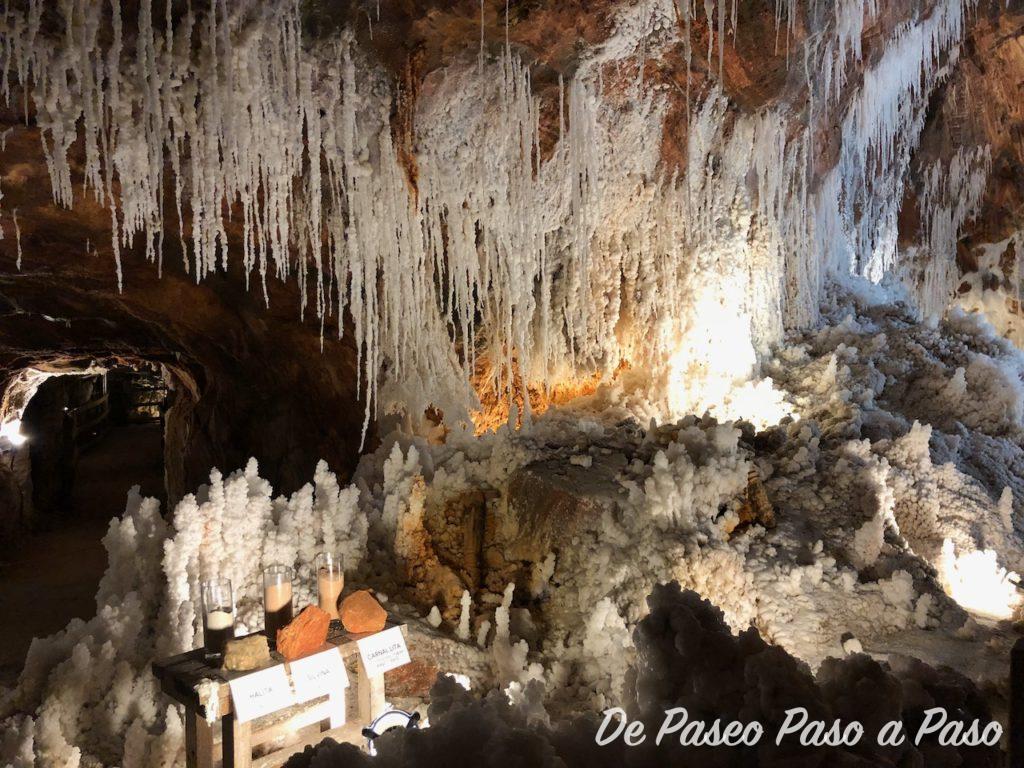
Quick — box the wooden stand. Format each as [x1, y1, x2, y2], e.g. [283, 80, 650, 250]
[153, 622, 404, 768]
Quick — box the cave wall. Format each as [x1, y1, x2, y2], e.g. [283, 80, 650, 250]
[907, 0, 1024, 253]
[0, 0, 1022, 541]
[894, 0, 1024, 333]
[0, 122, 372, 541]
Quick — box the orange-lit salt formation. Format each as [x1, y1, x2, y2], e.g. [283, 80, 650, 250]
[470, 356, 629, 434]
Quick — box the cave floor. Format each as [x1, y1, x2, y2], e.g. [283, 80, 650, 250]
[0, 423, 164, 685]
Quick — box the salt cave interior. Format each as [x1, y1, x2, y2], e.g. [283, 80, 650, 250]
[1, 0, 1024, 765]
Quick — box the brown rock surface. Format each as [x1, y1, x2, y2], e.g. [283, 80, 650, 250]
[484, 454, 624, 592]
[276, 605, 331, 660]
[384, 658, 439, 699]
[340, 590, 388, 634]
[732, 468, 776, 535]
[393, 477, 468, 621]
[424, 489, 489, 590]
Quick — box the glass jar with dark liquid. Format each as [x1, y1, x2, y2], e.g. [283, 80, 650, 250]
[201, 577, 235, 662]
[263, 564, 294, 649]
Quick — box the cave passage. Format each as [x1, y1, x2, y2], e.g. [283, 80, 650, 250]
[2, 1, 1024, 766]
[0, 368, 166, 684]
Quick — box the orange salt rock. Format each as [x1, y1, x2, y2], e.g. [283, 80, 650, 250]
[340, 590, 387, 634]
[276, 605, 331, 660]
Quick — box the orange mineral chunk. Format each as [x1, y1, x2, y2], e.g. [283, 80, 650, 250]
[276, 605, 331, 660]
[340, 590, 387, 634]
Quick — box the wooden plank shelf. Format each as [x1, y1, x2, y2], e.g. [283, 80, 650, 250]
[153, 621, 407, 768]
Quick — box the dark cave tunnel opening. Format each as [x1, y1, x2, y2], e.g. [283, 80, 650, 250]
[0, 365, 169, 684]
[22, 367, 169, 521]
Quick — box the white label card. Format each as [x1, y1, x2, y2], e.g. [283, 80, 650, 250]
[357, 626, 411, 676]
[289, 647, 350, 703]
[228, 665, 296, 723]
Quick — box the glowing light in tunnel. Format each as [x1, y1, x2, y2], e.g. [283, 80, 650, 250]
[939, 539, 1021, 620]
[0, 419, 27, 447]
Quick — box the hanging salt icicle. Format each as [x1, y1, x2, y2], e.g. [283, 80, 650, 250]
[717, 0, 725, 79]
[479, 0, 485, 73]
[913, 145, 991, 318]
[703, 0, 714, 69]
[12, 207, 20, 269]
[1016, 237, 1023, 340]
[0, 0, 983, 437]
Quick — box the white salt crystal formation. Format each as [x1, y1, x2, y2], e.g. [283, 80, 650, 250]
[0, 0, 988, 434]
[0, 460, 367, 768]
[427, 606, 442, 628]
[4, 287, 1024, 766]
[0, 0, 1016, 764]
[457, 590, 472, 641]
[350, 285, 1024, 705]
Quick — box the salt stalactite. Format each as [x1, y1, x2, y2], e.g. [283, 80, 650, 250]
[400, 0, 976, 417]
[818, 0, 881, 106]
[12, 208, 20, 269]
[821, 0, 979, 283]
[0, 0, 984, 431]
[912, 145, 991, 318]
